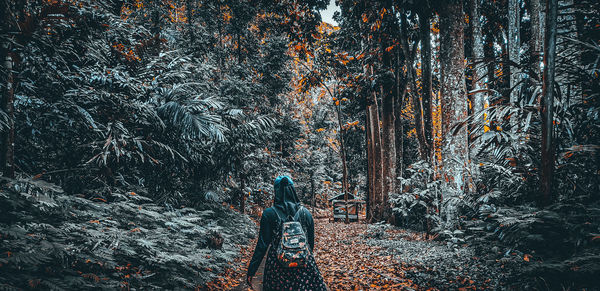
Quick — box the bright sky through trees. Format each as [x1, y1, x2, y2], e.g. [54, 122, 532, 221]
[320, 0, 340, 26]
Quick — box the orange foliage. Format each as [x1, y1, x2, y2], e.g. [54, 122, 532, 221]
[166, 1, 187, 23]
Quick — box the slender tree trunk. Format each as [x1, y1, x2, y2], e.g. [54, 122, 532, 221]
[400, 12, 428, 161]
[484, 32, 496, 92]
[508, 0, 521, 107]
[240, 175, 246, 214]
[540, 0, 558, 206]
[334, 102, 350, 223]
[367, 87, 384, 222]
[380, 82, 396, 223]
[419, 6, 433, 161]
[469, 0, 486, 115]
[556, 0, 581, 102]
[440, 0, 470, 228]
[311, 175, 316, 212]
[394, 48, 406, 193]
[0, 0, 14, 179]
[0, 51, 14, 179]
[468, 0, 486, 174]
[366, 108, 373, 221]
[151, 1, 161, 43]
[379, 15, 397, 223]
[525, 0, 542, 114]
[528, 0, 542, 80]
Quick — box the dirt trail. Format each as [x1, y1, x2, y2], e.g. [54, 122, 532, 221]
[216, 217, 418, 290]
[211, 216, 510, 290]
[313, 219, 419, 290]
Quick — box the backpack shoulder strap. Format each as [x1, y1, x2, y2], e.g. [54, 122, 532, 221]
[270, 208, 285, 242]
[271, 207, 285, 227]
[271, 207, 282, 221]
[292, 206, 305, 222]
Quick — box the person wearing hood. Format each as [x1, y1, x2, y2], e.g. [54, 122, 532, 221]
[247, 175, 327, 290]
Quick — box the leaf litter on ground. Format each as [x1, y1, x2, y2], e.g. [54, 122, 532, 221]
[205, 213, 521, 290]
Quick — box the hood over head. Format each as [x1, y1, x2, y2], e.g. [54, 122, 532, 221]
[273, 175, 300, 218]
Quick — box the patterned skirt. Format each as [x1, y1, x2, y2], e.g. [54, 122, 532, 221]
[262, 244, 328, 291]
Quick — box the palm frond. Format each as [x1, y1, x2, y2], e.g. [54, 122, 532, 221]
[158, 101, 226, 142]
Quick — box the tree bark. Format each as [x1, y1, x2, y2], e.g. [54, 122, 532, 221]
[418, 5, 433, 161]
[311, 175, 316, 212]
[484, 30, 496, 92]
[508, 0, 521, 107]
[556, 0, 581, 102]
[400, 12, 428, 161]
[528, 0, 542, 80]
[379, 12, 397, 223]
[334, 101, 350, 224]
[540, 0, 558, 206]
[240, 175, 246, 214]
[440, 0, 470, 227]
[0, 0, 14, 179]
[394, 46, 407, 194]
[366, 107, 373, 221]
[367, 84, 384, 222]
[0, 51, 14, 179]
[380, 81, 395, 223]
[469, 0, 486, 115]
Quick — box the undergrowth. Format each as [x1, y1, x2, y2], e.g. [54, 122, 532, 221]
[0, 178, 255, 290]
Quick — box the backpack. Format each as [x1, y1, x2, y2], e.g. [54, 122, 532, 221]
[272, 206, 310, 268]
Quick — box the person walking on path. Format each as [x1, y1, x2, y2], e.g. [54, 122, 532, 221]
[247, 175, 328, 291]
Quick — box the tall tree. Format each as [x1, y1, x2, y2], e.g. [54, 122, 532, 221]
[400, 12, 427, 161]
[439, 0, 470, 226]
[379, 6, 397, 223]
[367, 87, 384, 222]
[527, 0, 543, 79]
[0, 0, 15, 178]
[540, 0, 558, 205]
[508, 0, 521, 107]
[468, 0, 486, 115]
[418, 3, 434, 161]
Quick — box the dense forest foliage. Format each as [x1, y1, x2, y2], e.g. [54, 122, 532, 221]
[0, 0, 598, 289]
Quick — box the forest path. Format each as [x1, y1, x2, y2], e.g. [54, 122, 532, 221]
[214, 216, 503, 290]
[218, 217, 419, 290]
[312, 219, 420, 290]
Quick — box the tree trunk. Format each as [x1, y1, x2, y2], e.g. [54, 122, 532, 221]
[380, 81, 396, 223]
[556, 0, 581, 102]
[0, 51, 14, 179]
[508, 0, 521, 107]
[469, 0, 486, 115]
[240, 175, 246, 214]
[400, 12, 428, 161]
[528, 0, 542, 80]
[379, 16, 397, 223]
[525, 0, 542, 114]
[311, 175, 316, 212]
[367, 87, 384, 222]
[540, 0, 558, 206]
[394, 47, 407, 194]
[484, 31, 496, 92]
[334, 103, 350, 224]
[418, 5, 434, 161]
[366, 108, 373, 221]
[440, 0, 470, 227]
[0, 0, 14, 179]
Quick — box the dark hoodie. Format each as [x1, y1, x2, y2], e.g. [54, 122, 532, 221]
[247, 176, 315, 279]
